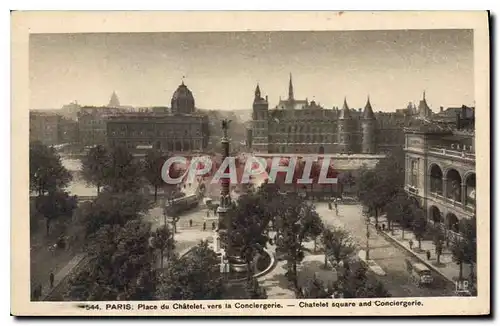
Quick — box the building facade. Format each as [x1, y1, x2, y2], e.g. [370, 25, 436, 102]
[106, 82, 209, 153]
[29, 111, 79, 146]
[29, 111, 61, 145]
[249, 74, 413, 155]
[404, 111, 475, 242]
[77, 107, 122, 146]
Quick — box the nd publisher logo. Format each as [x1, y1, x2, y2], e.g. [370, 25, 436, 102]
[455, 280, 469, 293]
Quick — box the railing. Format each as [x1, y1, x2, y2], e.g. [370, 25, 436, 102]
[428, 192, 475, 215]
[428, 147, 475, 160]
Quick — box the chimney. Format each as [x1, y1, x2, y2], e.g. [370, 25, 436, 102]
[265, 95, 268, 102]
[461, 105, 467, 119]
[440, 106, 444, 113]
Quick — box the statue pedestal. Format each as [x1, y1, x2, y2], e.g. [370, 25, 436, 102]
[213, 231, 221, 253]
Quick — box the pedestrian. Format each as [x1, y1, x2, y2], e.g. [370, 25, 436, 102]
[206, 210, 210, 218]
[203, 222, 206, 231]
[212, 222, 216, 230]
[382, 223, 386, 231]
[49, 272, 54, 288]
[328, 202, 332, 210]
[189, 219, 193, 227]
[426, 250, 431, 260]
[409, 239, 414, 250]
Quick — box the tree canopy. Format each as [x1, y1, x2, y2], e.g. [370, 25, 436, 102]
[81, 145, 108, 194]
[358, 148, 406, 221]
[322, 227, 356, 267]
[156, 241, 224, 300]
[34, 190, 78, 235]
[30, 141, 72, 196]
[66, 220, 156, 301]
[142, 149, 169, 202]
[81, 190, 151, 237]
[102, 145, 143, 193]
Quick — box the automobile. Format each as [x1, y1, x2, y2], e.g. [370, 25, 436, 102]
[405, 259, 434, 286]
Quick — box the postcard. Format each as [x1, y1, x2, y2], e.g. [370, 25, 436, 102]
[11, 11, 490, 316]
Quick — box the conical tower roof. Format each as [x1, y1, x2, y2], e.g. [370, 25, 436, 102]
[362, 96, 375, 119]
[255, 83, 261, 99]
[338, 97, 351, 119]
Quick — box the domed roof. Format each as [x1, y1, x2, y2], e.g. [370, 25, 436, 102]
[171, 81, 195, 114]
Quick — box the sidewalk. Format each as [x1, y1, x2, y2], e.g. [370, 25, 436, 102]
[372, 215, 473, 284]
[39, 253, 87, 300]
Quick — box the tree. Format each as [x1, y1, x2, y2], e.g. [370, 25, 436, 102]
[34, 191, 77, 236]
[432, 226, 445, 264]
[451, 238, 469, 280]
[156, 241, 224, 300]
[302, 277, 330, 298]
[339, 263, 391, 298]
[358, 149, 405, 225]
[143, 149, 167, 202]
[385, 191, 415, 239]
[152, 226, 175, 270]
[30, 141, 72, 196]
[412, 209, 427, 250]
[103, 145, 142, 193]
[459, 217, 477, 280]
[322, 227, 356, 269]
[66, 220, 156, 301]
[81, 145, 108, 195]
[82, 190, 151, 237]
[358, 170, 385, 225]
[276, 195, 323, 290]
[229, 192, 270, 279]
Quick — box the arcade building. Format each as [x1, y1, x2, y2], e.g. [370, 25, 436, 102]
[404, 107, 476, 242]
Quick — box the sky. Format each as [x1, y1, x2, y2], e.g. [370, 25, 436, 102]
[29, 30, 474, 112]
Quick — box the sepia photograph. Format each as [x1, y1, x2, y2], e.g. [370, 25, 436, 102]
[11, 11, 490, 316]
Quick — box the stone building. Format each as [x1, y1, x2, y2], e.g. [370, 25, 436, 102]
[29, 111, 79, 146]
[106, 82, 209, 154]
[404, 109, 475, 242]
[29, 111, 61, 145]
[249, 74, 381, 154]
[77, 106, 122, 146]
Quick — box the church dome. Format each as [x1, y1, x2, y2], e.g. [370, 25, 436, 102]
[171, 82, 195, 114]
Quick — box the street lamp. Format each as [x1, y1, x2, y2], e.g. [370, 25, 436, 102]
[365, 213, 370, 261]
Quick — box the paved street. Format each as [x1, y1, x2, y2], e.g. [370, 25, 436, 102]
[316, 202, 457, 298]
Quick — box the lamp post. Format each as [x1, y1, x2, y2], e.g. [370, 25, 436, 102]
[365, 213, 370, 261]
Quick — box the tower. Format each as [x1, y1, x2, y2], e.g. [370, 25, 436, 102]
[337, 97, 354, 153]
[417, 90, 431, 118]
[288, 73, 294, 101]
[251, 83, 269, 153]
[217, 119, 233, 256]
[361, 95, 377, 154]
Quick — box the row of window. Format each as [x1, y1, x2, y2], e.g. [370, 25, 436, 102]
[110, 140, 203, 151]
[108, 129, 203, 137]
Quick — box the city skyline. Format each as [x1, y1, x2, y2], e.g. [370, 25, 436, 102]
[30, 30, 474, 111]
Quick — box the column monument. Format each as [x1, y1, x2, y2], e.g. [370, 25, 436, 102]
[217, 119, 233, 258]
